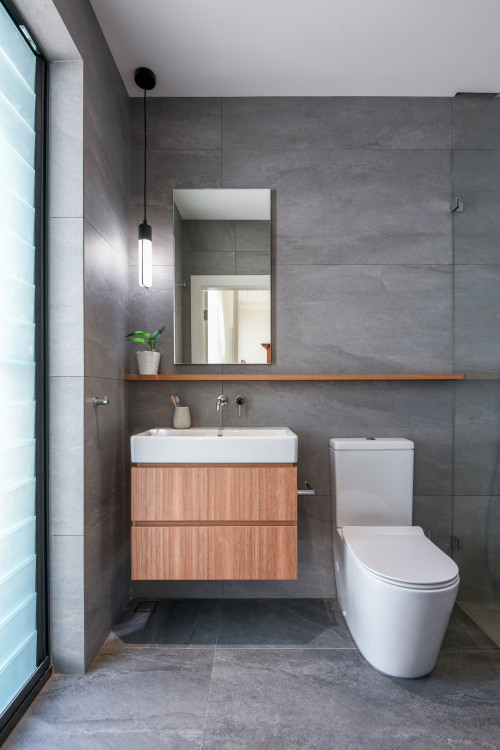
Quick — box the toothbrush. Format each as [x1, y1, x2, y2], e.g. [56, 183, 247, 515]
[175, 396, 181, 407]
[170, 395, 178, 408]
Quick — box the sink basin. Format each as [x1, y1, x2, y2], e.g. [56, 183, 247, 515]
[130, 427, 298, 464]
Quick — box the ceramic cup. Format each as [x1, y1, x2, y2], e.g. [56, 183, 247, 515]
[173, 406, 191, 429]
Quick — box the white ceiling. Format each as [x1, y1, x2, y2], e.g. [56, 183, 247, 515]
[89, 0, 500, 97]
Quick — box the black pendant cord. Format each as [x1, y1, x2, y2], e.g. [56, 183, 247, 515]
[143, 88, 147, 223]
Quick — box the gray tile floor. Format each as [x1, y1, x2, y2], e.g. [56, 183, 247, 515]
[4, 600, 499, 750]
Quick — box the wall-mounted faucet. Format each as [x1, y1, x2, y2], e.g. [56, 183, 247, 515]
[216, 394, 228, 436]
[235, 395, 245, 417]
[216, 395, 228, 412]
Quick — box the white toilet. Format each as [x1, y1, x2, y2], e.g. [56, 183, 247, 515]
[330, 437, 459, 678]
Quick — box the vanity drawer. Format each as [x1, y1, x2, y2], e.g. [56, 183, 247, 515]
[131, 465, 297, 522]
[131, 524, 297, 580]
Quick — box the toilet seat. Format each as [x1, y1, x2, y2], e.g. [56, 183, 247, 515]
[342, 526, 460, 590]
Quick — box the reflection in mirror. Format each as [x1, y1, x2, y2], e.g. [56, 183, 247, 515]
[173, 189, 271, 364]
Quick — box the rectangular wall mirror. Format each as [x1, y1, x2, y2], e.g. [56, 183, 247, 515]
[173, 189, 271, 364]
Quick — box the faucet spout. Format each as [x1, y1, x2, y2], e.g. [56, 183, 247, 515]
[216, 395, 228, 435]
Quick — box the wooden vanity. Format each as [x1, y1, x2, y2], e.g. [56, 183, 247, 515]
[131, 463, 298, 580]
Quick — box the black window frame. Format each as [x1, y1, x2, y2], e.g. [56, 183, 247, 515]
[0, 1, 51, 743]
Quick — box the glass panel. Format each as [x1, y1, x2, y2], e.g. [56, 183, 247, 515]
[0, 94, 35, 167]
[0, 595, 37, 664]
[0, 480, 35, 532]
[0, 634, 36, 715]
[453, 94, 500, 646]
[0, 44, 36, 129]
[0, 5, 35, 89]
[0, 556, 36, 624]
[0, 319, 35, 362]
[0, 402, 35, 446]
[0, 442, 36, 492]
[0, 2, 40, 720]
[0, 182, 35, 245]
[0, 274, 35, 322]
[0, 518, 36, 581]
[0, 229, 34, 284]
[0, 136, 35, 206]
[0, 362, 35, 402]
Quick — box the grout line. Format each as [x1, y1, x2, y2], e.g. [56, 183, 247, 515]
[199, 641, 218, 750]
[233, 645, 355, 652]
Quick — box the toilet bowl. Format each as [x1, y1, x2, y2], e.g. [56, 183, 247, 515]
[330, 438, 460, 678]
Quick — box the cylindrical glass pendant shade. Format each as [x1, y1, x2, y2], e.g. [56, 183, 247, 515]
[138, 220, 152, 288]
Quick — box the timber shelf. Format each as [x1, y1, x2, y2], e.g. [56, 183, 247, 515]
[124, 373, 465, 382]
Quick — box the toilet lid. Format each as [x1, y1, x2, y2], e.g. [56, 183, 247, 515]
[342, 526, 460, 589]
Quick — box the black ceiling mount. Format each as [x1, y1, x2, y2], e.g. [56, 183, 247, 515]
[134, 67, 156, 91]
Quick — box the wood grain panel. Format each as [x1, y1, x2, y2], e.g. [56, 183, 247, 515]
[131, 465, 297, 522]
[131, 525, 297, 580]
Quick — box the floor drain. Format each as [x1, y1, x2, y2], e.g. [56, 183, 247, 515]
[135, 601, 158, 613]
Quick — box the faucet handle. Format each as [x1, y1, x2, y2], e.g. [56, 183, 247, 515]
[235, 395, 245, 417]
[216, 394, 228, 411]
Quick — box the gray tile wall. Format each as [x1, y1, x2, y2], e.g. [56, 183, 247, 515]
[130, 96, 457, 598]
[33, 0, 131, 671]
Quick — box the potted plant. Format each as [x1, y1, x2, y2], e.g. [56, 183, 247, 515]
[125, 326, 165, 375]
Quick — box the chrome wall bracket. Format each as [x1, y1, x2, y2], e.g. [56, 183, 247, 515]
[297, 480, 315, 496]
[93, 396, 109, 407]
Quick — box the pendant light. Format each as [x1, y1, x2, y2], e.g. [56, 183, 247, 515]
[135, 67, 156, 288]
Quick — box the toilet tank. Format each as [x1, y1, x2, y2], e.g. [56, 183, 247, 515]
[330, 438, 414, 527]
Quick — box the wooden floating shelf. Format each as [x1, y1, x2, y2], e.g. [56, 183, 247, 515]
[125, 373, 465, 382]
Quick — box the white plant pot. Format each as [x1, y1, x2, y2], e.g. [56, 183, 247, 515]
[137, 350, 161, 375]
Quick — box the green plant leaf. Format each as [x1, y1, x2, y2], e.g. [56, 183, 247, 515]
[125, 330, 150, 338]
[126, 336, 149, 344]
[150, 325, 166, 341]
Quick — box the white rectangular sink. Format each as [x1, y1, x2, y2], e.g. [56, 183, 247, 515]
[131, 427, 298, 464]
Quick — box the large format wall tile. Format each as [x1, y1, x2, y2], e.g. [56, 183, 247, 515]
[84, 378, 128, 532]
[129, 265, 173, 374]
[84, 222, 130, 379]
[454, 95, 500, 150]
[48, 0, 132, 673]
[453, 495, 500, 602]
[49, 61, 83, 219]
[275, 264, 452, 373]
[452, 93, 497, 148]
[130, 149, 221, 265]
[413, 496, 453, 553]
[131, 97, 221, 151]
[215, 380, 453, 497]
[50, 534, 85, 674]
[129, 96, 456, 602]
[454, 380, 500, 496]
[454, 265, 500, 374]
[49, 217, 84, 378]
[222, 97, 452, 151]
[49, 376, 84, 536]
[84, 499, 130, 669]
[83, 57, 129, 255]
[129, 380, 224, 435]
[453, 150, 500, 265]
[223, 149, 452, 265]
